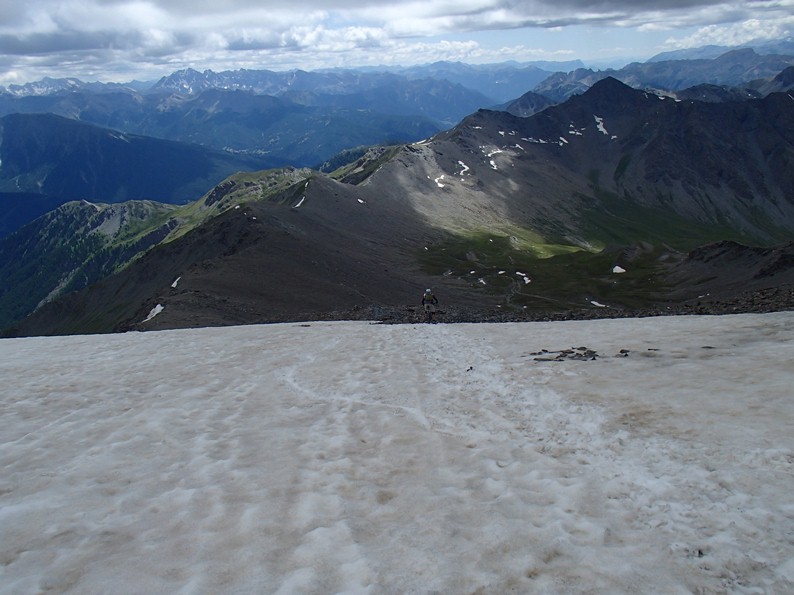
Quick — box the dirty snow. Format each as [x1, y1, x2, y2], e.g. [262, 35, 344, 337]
[2, 312, 794, 594]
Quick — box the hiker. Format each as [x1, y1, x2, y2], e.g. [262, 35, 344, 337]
[422, 288, 439, 323]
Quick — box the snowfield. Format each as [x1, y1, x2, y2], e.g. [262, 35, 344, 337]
[2, 312, 793, 594]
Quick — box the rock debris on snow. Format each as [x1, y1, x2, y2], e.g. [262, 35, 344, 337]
[529, 346, 639, 361]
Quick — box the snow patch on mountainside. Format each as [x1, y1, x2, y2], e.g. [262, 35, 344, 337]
[142, 303, 164, 322]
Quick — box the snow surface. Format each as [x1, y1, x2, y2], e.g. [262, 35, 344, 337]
[2, 312, 794, 594]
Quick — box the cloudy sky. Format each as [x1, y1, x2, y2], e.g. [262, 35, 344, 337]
[0, 0, 792, 85]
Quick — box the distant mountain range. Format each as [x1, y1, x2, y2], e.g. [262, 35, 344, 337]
[3, 77, 793, 336]
[533, 49, 794, 101]
[646, 38, 794, 62]
[2, 47, 792, 175]
[0, 60, 573, 104]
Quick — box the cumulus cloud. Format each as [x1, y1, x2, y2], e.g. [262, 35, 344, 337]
[666, 15, 794, 47]
[0, 0, 791, 83]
